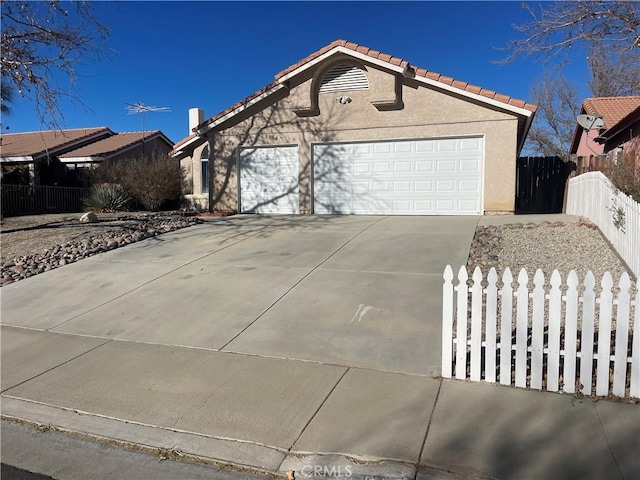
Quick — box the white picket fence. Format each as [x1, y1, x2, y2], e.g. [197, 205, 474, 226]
[566, 171, 640, 278]
[442, 266, 640, 399]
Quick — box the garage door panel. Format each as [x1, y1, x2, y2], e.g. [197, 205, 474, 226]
[416, 161, 433, 172]
[394, 181, 411, 192]
[314, 137, 483, 215]
[394, 162, 411, 173]
[240, 146, 299, 214]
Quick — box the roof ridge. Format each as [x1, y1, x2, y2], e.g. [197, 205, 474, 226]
[2, 126, 111, 136]
[585, 95, 640, 101]
[115, 130, 161, 135]
[273, 39, 535, 112]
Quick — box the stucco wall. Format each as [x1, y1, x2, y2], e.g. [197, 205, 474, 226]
[199, 59, 522, 214]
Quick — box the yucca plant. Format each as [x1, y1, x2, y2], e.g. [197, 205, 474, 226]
[82, 184, 132, 212]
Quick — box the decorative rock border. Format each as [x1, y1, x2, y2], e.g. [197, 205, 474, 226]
[1, 214, 203, 286]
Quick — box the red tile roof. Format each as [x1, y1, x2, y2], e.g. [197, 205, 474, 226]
[179, 39, 536, 149]
[59, 131, 171, 158]
[273, 40, 536, 112]
[0, 127, 112, 158]
[582, 96, 640, 130]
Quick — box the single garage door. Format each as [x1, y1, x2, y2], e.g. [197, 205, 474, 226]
[239, 146, 299, 213]
[314, 137, 483, 215]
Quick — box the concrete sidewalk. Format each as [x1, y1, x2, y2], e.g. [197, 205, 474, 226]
[2, 325, 638, 480]
[1, 215, 638, 479]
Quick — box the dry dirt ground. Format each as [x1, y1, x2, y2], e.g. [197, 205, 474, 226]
[0, 212, 161, 265]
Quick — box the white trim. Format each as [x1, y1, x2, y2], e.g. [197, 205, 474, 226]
[0, 156, 34, 163]
[59, 156, 102, 163]
[196, 84, 288, 135]
[409, 74, 534, 118]
[278, 46, 534, 119]
[276, 46, 406, 84]
[172, 135, 205, 157]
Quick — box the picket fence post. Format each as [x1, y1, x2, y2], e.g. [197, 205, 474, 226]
[441, 266, 638, 399]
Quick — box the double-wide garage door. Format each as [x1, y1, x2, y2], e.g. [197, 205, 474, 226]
[314, 137, 483, 215]
[238, 137, 483, 215]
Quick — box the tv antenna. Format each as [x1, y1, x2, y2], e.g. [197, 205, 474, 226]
[576, 114, 604, 156]
[125, 102, 171, 153]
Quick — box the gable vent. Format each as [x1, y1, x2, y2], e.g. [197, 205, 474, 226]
[319, 64, 369, 94]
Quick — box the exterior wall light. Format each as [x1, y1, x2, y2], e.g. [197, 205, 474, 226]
[337, 96, 352, 104]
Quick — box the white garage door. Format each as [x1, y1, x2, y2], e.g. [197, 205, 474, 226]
[239, 146, 299, 214]
[313, 137, 483, 215]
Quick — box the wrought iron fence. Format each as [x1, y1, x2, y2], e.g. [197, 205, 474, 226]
[1, 185, 90, 216]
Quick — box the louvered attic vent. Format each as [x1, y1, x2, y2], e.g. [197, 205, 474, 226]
[318, 64, 369, 94]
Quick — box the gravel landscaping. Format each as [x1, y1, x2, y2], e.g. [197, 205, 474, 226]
[467, 218, 634, 283]
[1, 212, 202, 286]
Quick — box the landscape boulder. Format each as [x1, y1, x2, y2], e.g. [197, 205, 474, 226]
[79, 212, 98, 223]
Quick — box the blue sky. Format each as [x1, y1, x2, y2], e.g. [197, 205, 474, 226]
[6, 1, 592, 145]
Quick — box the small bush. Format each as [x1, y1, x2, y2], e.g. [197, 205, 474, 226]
[82, 184, 132, 212]
[87, 151, 184, 211]
[605, 149, 640, 202]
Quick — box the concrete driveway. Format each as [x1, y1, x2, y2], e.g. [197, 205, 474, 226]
[3, 214, 639, 480]
[1, 215, 478, 376]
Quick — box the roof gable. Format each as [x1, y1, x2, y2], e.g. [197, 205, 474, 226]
[174, 39, 537, 155]
[59, 131, 173, 160]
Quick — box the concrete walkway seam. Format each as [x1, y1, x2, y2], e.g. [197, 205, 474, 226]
[45, 223, 284, 332]
[218, 216, 389, 350]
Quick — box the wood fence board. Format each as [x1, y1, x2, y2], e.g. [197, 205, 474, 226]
[581, 273, 596, 395]
[563, 272, 579, 394]
[485, 269, 498, 383]
[455, 266, 468, 380]
[442, 266, 454, 379]
[530, 270, 545, 390]
[547, 271, 562, 392]
[500, 269, 513, 386]
[613, 274, 631, 396]
[470, 268, 483, 381]
[596, 273, 613, 396]
[515, 270, 529, 388]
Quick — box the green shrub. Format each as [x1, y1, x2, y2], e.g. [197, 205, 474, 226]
[82, 184, 132, 212]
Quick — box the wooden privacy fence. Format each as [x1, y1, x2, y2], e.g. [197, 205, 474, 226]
[1, 185, 89, 216]
[566, 154, 608, 177]
[566, 171, 640, 278]
[442, 266, 639, 399]
[515, 156, 571, 214]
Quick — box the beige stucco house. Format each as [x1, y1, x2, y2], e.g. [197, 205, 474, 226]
[173, 40, 536, 215]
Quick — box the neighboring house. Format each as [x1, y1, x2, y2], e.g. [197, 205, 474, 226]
[0, 128, 174, 186]
[570, 96, 640, 157]
[173, 39, 537, 215]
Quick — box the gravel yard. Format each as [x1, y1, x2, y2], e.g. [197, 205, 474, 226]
[467, 218, 634, 283]
[1, 212, 202, 285]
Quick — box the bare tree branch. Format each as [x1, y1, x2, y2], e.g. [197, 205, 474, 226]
[587, 44, 640, 96]
[524, 70, 581, 157]
[500, 1, 639, 64]
[0, 1, 110, 129]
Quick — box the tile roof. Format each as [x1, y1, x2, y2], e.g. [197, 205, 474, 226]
[275, 40, 536, 112]
[0, 127, 112, 158]
[582, 96, 640, 130]
[59, 131, 170, 158]
[175, 39, 537, 153]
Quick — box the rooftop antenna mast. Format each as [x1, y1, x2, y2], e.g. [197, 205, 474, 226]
[125, 102, 171, 154]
